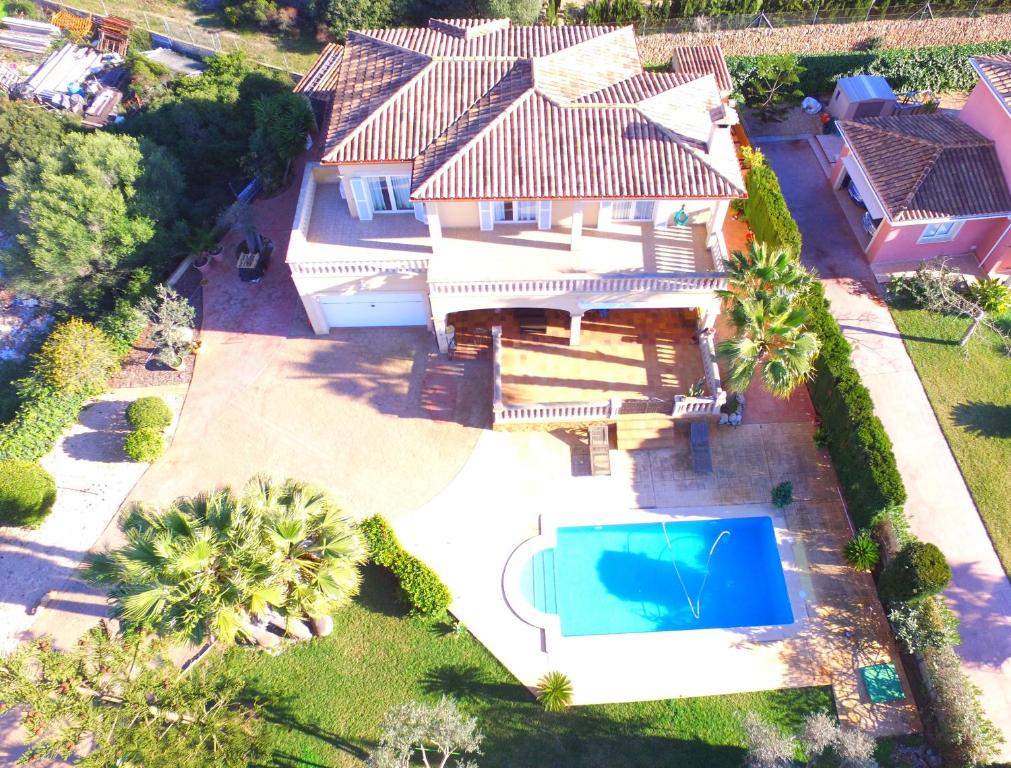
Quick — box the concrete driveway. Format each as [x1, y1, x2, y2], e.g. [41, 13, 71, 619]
[761, 139, 1011, 759]
[130, 174, 487, 517]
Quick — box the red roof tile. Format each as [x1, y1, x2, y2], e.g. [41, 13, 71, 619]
[311, 20, 744, 201]
[672, 44, 732, 95]
[972, 54, 1011, 113]
[838, 115, 1011, 221]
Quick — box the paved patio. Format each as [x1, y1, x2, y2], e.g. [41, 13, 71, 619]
[762, 139, 1011, 759]
[450, 308, 707, 405]
[394, 416, 921, 737]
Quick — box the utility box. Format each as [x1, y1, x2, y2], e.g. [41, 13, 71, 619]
[828, 75, 897, 120]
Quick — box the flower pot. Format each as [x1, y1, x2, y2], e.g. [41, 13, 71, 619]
[194, 255, 212, 275]
[208, 244, 224, 262]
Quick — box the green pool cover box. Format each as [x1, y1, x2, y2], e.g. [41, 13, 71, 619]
[860, 663, 905, 703]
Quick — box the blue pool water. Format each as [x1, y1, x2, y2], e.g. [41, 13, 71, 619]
[520, 517, 793, 637]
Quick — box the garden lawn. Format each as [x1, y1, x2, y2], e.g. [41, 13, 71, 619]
[218, 567, 835, 767]
[890, 304, 1011, 576]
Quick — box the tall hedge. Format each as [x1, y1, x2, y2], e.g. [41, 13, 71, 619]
[740, 149, 905, 526]
[742, 149, 803, 258]
[729, 40, 1011, 96]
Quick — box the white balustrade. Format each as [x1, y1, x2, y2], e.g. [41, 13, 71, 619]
[431, 272, 727, 298]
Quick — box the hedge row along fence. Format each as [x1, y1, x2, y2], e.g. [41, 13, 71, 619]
[359, 515, 451, 618]
[744, 149, 907, 526]
[727, 39, 1011, 97]
[636, 12, 1011, 62]
[742, 151, 1003, 765]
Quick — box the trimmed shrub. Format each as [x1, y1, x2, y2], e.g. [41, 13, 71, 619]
[0, 379, 86, 462]
[0, 460, 57, 528]
[126, 397, 173, 431]
[123, 428, 165, 463]
[879, 541, 951, 604]
[741, 148, 803, 259]
[360, 516, 451, 617]
[889, 595, 960, 655]
[844, 530, 880, 572]
[771, 481, 794, 509]
[35, 318, 117, 397]
[804, 281, 907, 527]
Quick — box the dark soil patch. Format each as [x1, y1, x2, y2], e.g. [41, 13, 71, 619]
[108, 265, 205, 389]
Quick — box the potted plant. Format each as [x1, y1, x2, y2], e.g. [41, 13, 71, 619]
[188, 228, 219, 274]
[138, 285, 196, 371]
[232, 202, 273, 283]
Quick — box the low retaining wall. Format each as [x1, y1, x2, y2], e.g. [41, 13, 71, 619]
[638, 12, 1011, 63]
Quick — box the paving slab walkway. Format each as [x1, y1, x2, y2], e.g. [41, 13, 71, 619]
[761, 139, 1011, 759]
[0, 384, 187, 653]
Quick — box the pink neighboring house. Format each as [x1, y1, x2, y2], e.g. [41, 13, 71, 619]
[829, 55, 1011, 277]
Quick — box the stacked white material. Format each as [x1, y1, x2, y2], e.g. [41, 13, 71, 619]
[0, 16, 60, 54]
[23, 43, 103, 108]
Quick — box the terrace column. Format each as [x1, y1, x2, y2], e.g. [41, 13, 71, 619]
[569, 312, 582, 346]
[434, 315, 449, 354]
[570, 201, 584, 251]
[426, 205, 443, 248]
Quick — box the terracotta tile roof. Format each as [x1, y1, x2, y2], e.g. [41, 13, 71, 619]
[312, 20, 744, 201]
[293, 42, 342, 99]
[972, 54, 1011, 113]
[672, 44, 732, 95]
[838, 115, 1011, 221]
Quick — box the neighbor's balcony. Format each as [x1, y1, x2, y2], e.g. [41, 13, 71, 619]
[428, 222, 728, 306]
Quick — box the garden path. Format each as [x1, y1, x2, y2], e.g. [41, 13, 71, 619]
[0, 383, 187, 653]
[762, 139, 1011, 760]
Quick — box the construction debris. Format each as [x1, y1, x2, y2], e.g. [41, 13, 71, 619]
[0, 16, 60, 54]
[50, 9, 93, 40]
[15, 43, 127, 126]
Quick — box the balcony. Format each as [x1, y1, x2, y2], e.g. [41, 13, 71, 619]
[288, 183, 431, 277]
[428, 222, 727, 312]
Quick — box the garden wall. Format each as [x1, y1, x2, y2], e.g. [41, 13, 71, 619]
[637, 12, 1011, 63]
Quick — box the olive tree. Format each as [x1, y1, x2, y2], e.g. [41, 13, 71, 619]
[369, 697, 483, 768]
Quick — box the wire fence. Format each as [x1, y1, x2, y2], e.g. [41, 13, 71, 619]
[634, 0, 1011, 34]
[35, 0, 302, 73]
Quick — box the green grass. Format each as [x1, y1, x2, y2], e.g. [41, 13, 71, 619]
[217, 567, 835, 767]
[890, 303, 1011, 576]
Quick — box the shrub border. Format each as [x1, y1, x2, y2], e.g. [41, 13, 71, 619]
[359, 515, 451, 617]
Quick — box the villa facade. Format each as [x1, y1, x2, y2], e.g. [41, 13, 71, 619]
[287, 20, 747, 426]
[829, 54, 1011, 276]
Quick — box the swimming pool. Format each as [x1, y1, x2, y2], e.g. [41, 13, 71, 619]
[520, 517, 794, 637]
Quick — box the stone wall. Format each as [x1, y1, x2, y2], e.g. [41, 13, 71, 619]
[637, 12, 1011, 64]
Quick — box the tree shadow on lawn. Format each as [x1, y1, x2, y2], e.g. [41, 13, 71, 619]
[952, 401, 1011, 439]
[421, 664, 531, 705]
[474, 702, 745, 768]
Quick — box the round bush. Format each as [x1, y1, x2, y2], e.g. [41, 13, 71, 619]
[879, 541, 951, 604]
[0, 460, 57, 528]
[123, 428, 165, 463]
[126, 396, 172, 431]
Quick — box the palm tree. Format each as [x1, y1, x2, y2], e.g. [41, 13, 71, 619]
[720, 241, 813, 305]
[86, 477, 366, 645]
[718, 294, 820, 398]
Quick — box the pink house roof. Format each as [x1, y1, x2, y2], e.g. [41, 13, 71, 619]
[838, 115, 1011, 221]
[972, 54, 1011, 113]
[314, 19, 745, 202]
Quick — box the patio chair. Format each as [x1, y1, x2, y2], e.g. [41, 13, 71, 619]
[690, 421, 713, 475]
[588, 424, 611, 477]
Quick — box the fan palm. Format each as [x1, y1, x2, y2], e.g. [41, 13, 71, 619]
[86, 477, 366, 645]
[718, 294, 820, 398]
[720, 241, 814, 305]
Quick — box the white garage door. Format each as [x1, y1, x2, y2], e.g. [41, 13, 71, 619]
[320, 292, 428, 328]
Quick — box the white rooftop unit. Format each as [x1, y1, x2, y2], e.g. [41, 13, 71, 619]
[828, 75, 896, 120]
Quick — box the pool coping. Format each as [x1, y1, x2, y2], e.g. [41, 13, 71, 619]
[502, 504, 809, 654]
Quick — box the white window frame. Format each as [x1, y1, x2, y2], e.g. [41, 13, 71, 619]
[492, 200, 538, 224]
[611, 200, 656, 222]
[918, 220, 963, 244]
[362, 174, 414, 214]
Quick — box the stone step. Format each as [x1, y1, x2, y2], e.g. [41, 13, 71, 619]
[616, 416, 676, 450]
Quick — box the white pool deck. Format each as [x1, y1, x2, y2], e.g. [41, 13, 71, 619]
[393, 423, 921, 737]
